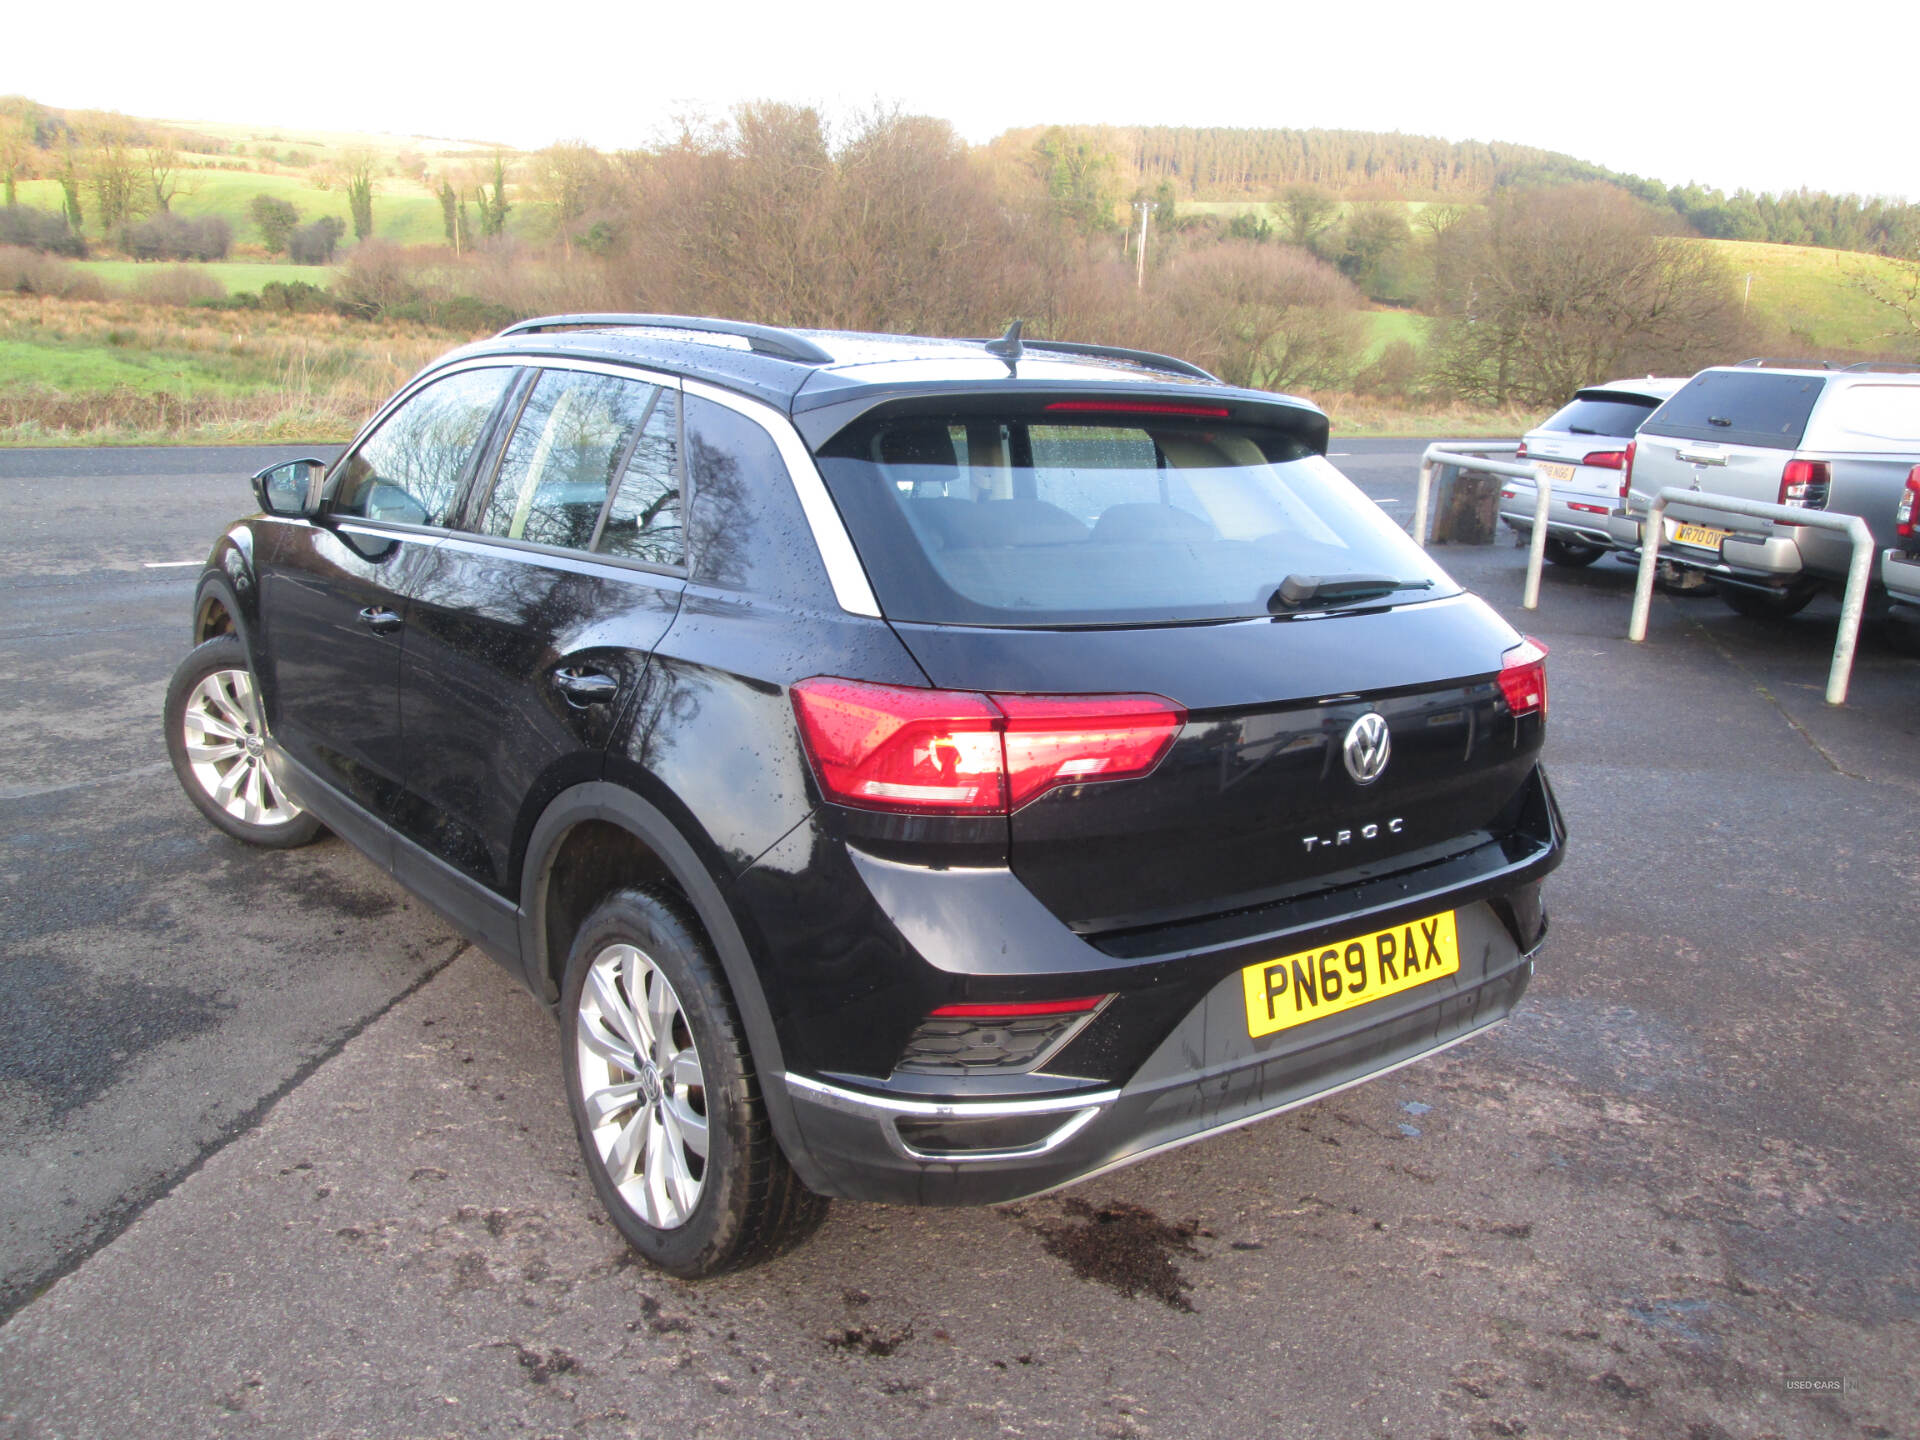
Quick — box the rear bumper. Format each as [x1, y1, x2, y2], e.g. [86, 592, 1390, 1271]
[1607, 512, 1853, 586]
[784, 919, 1535, 1206]
[1884, 549, 1920, 607]
[1497, 494, 1621, 550]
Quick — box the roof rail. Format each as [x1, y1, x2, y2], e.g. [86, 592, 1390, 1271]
[1839, 360, 1920, 373]
[1014, 338, 1220, 383]
[495, 314, 835, 365]
[1734, 356, 1836, 370]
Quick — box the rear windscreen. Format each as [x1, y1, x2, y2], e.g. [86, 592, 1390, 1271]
[813, 412, 1457, 627]
[1539, 393, 1661, 439]
[1643, 371, 1825, 449]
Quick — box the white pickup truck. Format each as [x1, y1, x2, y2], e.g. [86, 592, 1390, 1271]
[1606, 361, 1920, 618]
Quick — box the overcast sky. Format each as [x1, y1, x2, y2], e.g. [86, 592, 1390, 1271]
[10, 0, 1914, 201]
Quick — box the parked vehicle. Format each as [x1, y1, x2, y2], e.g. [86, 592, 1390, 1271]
[1497, 378, 1686, 566]
[1606, 360, 1920, 618]
[1883, 464, 1920, 621]
[164, 314, 1563, 1276]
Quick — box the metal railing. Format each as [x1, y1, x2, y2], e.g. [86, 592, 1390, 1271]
[1627, 487, 1878, 705]
[1415, 443, 1551, 610]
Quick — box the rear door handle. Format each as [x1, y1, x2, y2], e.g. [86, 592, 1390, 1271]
[1675, 448, 1727, 466]
[553, 667, 620, 707]
[357, 606, 403, 635]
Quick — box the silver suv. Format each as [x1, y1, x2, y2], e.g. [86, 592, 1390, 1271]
[1606, 360, 1920, 618]
[1496, 378, 1685, 567]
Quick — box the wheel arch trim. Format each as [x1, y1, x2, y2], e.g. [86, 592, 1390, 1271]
[518, 781, 821, 1191]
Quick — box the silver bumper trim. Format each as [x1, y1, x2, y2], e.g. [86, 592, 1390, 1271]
[783, 1073, 1120, 1164]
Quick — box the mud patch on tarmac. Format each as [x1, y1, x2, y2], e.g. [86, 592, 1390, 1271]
[0, 955, 231, 1119]
[1029, 1198, 1208, 1312]
[827, 1321, 913, 1357]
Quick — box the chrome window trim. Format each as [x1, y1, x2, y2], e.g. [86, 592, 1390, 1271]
[682, 378, 883, 618]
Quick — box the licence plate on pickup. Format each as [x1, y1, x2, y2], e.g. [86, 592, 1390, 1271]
[1535, 462, 1576, 483]
[1669, 521, 1732, 550]
[1241, 911, 1459, 1039]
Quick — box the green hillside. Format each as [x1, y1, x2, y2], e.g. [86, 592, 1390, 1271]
[1697, 239, 1912, 353]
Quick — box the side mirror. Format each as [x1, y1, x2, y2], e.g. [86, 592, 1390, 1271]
[252, 458, 327, 518]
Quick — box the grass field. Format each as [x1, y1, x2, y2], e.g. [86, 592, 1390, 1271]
[1695, 238, 1912, 353]
[0, 295, 473, 444]
[1362, 309, 1431, 357]
[69, 260, 343, 294]
[14, 166, 548, 252]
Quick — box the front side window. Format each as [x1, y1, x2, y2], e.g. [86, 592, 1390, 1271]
[332, 367, 515, 526]
[816, 409, 1455, 627]
[479, 370, 683, 564]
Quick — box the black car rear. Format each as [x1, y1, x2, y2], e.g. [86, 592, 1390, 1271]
[168, 315, 1562, 1275]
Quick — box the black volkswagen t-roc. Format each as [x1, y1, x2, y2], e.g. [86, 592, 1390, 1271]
[165, 315, 1563, 1275]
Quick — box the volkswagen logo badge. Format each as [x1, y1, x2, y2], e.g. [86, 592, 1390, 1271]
[1342, 712, 1391, 785]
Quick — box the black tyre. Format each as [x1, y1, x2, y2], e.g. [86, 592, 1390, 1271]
[165, 634, 322, 848]
[561, 888, 826, 1277]
[1543, 536, 1604, 568]
[1715, 580, 1818, 620]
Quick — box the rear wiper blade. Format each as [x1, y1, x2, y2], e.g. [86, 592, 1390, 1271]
[1268, 573, 1435, 612]
[1566, 425, 1602, 435]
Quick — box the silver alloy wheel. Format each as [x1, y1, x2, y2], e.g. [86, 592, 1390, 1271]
[575, 943, 709, 1230]
[181, 668, 303, 827]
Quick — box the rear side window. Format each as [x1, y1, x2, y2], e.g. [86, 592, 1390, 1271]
[815, 410, 1455, 627]
[1539, 393, 1661, 439]
[333, 367, 515, 526]
[478, 370, 684, 565]
[1821, 384, 1920, 448]
[1644, 371, 1825, 449]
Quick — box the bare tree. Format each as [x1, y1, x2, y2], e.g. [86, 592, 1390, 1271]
[535, 140, 605, 258]
[1277, 183, 1338, 250]
[0, 113, 32, 208]
[1160, 242, 1366, 390]
[1851, 225, 1920, 358]
[146, 134, 182, 211]
[340, 148, 376, 240]
[80, 112, 146, 231]
[1430, 183, 1754, 407]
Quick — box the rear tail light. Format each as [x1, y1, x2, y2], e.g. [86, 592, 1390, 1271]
[790, 677, 1184, 815]
[899, 995, 1111, 1076]
[1514, 441, 1528, 460]
[1498, 638, 1548, 719]
[1581, 450, 1627, 470]
[1620, 440, 1637, 501]
[1779, 459, 1830, 509]
[1895, 465, 1920, 539]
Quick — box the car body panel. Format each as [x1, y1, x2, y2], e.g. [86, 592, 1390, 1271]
[181, 315, 1564, 1214]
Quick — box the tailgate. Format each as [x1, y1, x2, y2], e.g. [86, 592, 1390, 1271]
[1632, 434, 1789, 538]
[890, 595, 1541, 934]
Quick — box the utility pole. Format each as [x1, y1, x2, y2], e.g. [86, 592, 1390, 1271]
[1133, 201, 1157, 289]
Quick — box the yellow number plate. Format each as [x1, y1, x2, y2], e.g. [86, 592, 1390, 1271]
[1535, 462, 1576, 483]
[1670, 521, 1731, 550]
[1241, 911, 1459, 1038]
